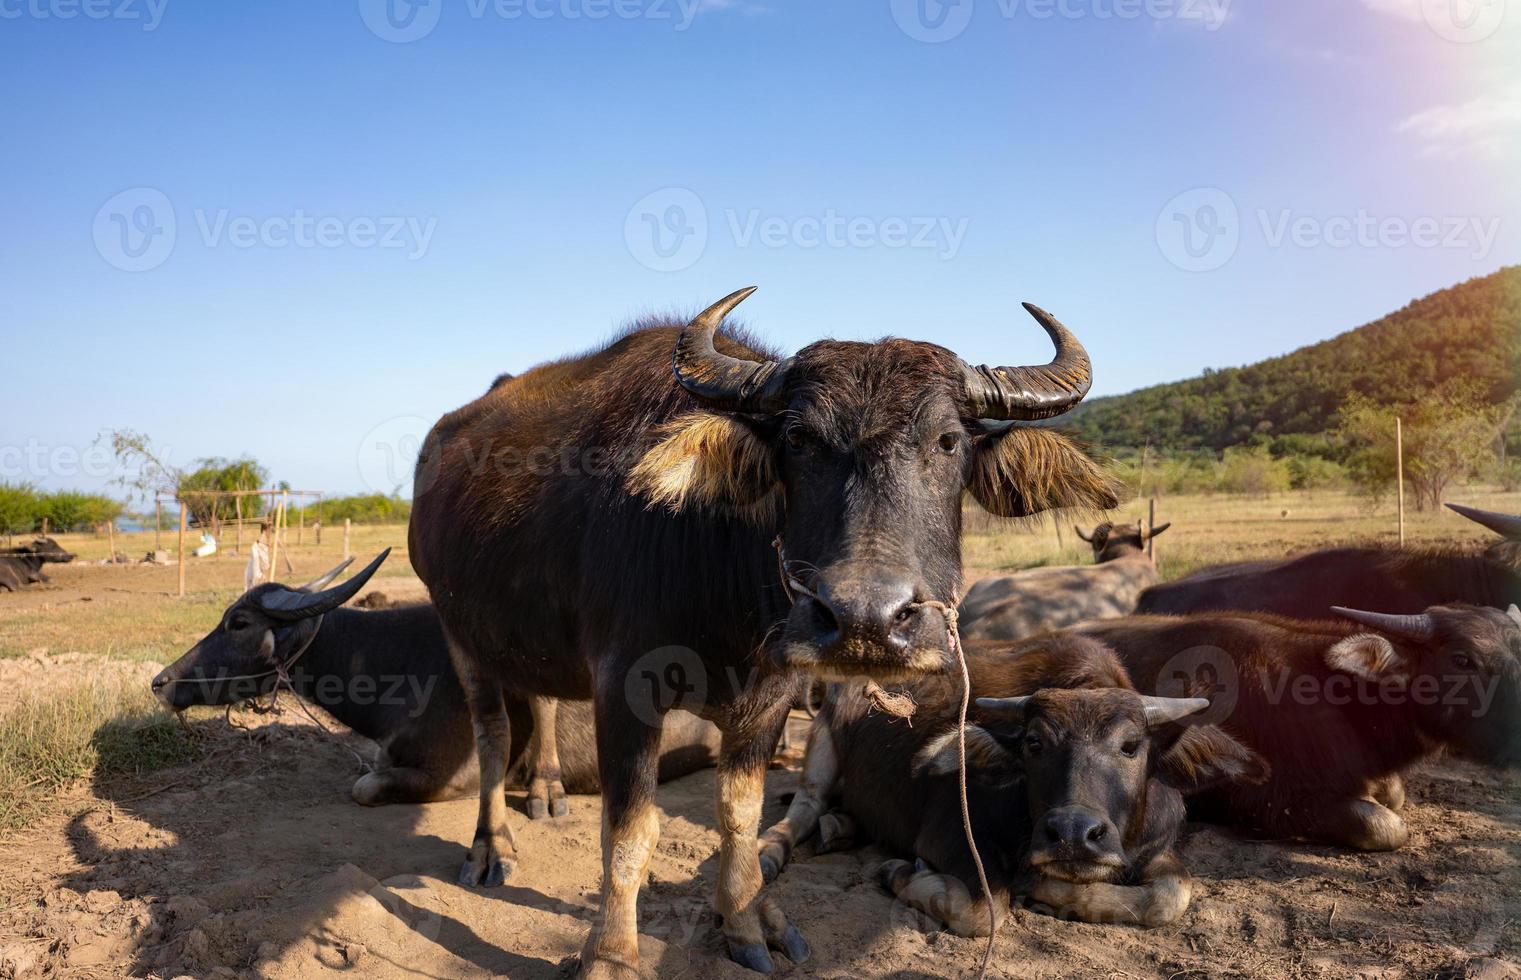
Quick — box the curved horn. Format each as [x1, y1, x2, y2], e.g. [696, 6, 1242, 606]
[1331, 606, 1437, 643]
[1074, 525, 1094, 543]
[672, 286, 791, 413]
[959, 303, 1093, 421]
[1447, 502, 1521, 540]
[1144, 521, 1172, 541]
[975, 695, 1032, 719]
[259, 549, 391, 622]
[297, 556, 355, 593]
[1140, 696, 1210, 726]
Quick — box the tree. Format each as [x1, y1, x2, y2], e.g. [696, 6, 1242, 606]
[37, 492, 124, 533]
[1339, 384, 1517, 511]
[101, 430, 267, 526]
[0, 483, 41, 540]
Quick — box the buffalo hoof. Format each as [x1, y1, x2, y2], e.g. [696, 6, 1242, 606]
[758, 852, 782, 884]
[726, 940, 776, 974]
[577, 957, 640, 980]
[877, 858, 912, 893]
[772, 924, 809, 964]
[526, 798, 549, 820]
[551, 796, 570, 818]
[457, 855, 514, 888]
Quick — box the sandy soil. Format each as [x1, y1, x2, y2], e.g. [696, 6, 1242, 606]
[1, 652, 1518, 980]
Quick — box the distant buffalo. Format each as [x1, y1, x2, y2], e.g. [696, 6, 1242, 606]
[1136, 503, 1521, 617]
[0, 537, 76, 592]
[152, 554, 720, 809]
[960, 520, 1170, 641]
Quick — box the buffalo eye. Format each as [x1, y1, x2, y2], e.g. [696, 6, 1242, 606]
[936, 432, 960, 455]
[1121, 739, 1142, 759]
[1024, 734, 1044, 755]
[784, 427, 808, 452]
[1452, 653, 1475, 670]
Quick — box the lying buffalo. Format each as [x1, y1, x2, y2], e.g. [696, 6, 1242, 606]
[408, 288, 1119, 974]
[152, 553, 720, 808]
[960, 520, 1170, 641]
[1075, 603, 1521, 849]
[0, 537, 76, 591]
[1136, 503, 1521, 617]
[758, 635, 1266, 934]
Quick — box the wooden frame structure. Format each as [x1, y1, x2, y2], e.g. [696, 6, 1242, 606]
[154, 488, 325, 597]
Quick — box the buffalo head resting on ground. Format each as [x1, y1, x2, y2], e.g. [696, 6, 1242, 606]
[627, 287, 1122, 678]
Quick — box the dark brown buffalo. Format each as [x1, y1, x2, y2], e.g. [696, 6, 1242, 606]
[408, 287, 1118, 976]
[151, 554, 720, 806]
[960, 520, 1170, 641]
[1136, 503, 1521, 617]
[1073, 603, 1521, 849]
[0, 536, 76, 591]
[757, 636, 1265, 934]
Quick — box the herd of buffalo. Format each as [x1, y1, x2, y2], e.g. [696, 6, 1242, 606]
[47, 288, 1520, 976]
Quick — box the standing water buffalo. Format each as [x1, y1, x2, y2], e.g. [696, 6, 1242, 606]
[1136, 503, 1521, 617]
[409, 287, 1119, 976]
[960, 520, 1170, 641]
[151, 553, 721, 806]
[0, 537, 76, 591]
[757, 636, 1266, 934]
[1073, 603, 1521, 849]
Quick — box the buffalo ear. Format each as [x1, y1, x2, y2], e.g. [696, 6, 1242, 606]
[968, 426, 1124, 518]
[915, 724, 1021, 784]
[1325, 633, 1406, 681]
[627, 411, 779, 521]
[1155, 725, 1270, 795]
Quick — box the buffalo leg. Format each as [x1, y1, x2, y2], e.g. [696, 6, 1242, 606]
[455, 655, 518, 886]
[879, 860, 1003, 937]
[353, 766, 473, 806]
[1027, 853, 1193, 927]
[578, 679, 664, 980]
[715, 716, 809, 973]
[1305, 797, 1408, 851]
[526, 696, 569, 819]
[1371, 774, 1406, 811]
[816, 809, 858, 853]
[758, 718, 838, 882]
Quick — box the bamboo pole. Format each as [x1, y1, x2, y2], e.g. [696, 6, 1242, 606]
[235, 494, 243, 554]
[106, 517, 117, 567]
[343, 518, 351, 561]
[154, 496, 162, 553]
[1148, 497, 1157, 560]
[177, 502, 187, 597]
[1396, 417, 1406, 546]
[297, 496, 305, 547]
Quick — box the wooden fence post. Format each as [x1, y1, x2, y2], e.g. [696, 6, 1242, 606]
[1396, 416, 1406, 547]
[154, 495, 162, 553]
[177, 502, 187, 598]
[1148, 497, 1158, 560]
[235, 493, 243, 555]
[297, 494, 305, 547]
[106, 517, 117, 567]
[343, 519, 351, 561]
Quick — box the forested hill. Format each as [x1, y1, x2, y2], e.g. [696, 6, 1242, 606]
[1066, 266, 1521, 452]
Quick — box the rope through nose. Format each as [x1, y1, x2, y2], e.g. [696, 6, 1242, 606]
[771, 538, 994, 974]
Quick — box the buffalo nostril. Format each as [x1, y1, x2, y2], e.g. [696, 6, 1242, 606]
[1086, 824, 1107, 844]
[151, 676, 167, 691]
[807, 597, 840, 639]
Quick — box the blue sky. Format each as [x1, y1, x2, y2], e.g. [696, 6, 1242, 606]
[2, 0, 1517, 500]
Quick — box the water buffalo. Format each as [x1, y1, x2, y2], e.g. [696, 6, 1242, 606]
[408, 287, 1119, 976]
[1073, 603, 1521, 849]
[1135, 503, 1521, 617]
[757, 635, 1265, 934]
[151, 554, 721, 806]
[0, 537, 76, 591]
[960, 520, 1170, 641]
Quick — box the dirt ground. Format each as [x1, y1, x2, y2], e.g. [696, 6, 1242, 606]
[1, 657, 1518, 980]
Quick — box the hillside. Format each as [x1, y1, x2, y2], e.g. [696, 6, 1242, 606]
[1067, 266, 1521, 452]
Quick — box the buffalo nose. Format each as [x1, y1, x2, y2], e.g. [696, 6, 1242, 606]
[812, 570, 921, 652]
[151, 674, 168, 692]
[1042, 807, 1111, 856]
